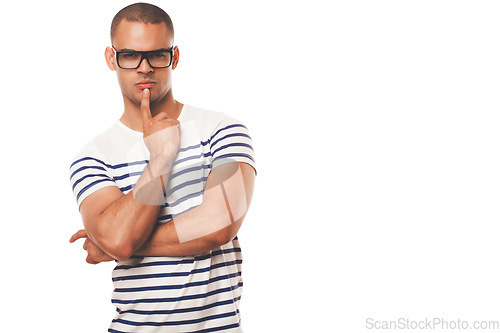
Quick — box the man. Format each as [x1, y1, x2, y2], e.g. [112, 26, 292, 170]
[68, 3, 256, 332]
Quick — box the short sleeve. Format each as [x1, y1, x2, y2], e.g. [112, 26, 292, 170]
[209, 117, 257, 174]
[69, 152, 118, 208]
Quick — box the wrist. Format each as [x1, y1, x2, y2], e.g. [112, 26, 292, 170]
[133, 162, 169, 205]
[144, 125, 180, 163]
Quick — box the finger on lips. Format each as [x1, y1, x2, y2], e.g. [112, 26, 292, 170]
[141, 88, 152, 120]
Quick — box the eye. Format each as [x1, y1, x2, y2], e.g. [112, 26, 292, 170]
[150, 52, 167, 59]
[122, 53, 140, 59]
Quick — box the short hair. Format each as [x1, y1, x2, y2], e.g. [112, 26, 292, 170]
[110, 2, 174, 42]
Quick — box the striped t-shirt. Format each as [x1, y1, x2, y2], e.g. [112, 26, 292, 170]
[69, 104, 256, 333]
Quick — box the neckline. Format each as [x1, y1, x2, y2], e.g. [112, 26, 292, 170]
[117, 104, 187, 135]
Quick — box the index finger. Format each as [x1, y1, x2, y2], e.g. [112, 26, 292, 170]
[141, 88, 152, 121]
[69, 229, 88, 243]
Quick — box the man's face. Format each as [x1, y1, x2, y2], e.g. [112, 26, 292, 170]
[107, 20, 177, 106]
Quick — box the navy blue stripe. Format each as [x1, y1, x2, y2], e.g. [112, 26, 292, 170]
[166, 177, 207, 197]
[169, 201, 202, 218]
[72, 173, 111, 191]
[70, 156, 108, 169]
[198, 124, 248, 148]
[113, 260, 242, 282]
[116, 296, 241, 315]
[178, 143, 201, 153]
[70, 159, 148, 181]
[210, 132, 251, 151]
[212, 142, 254, 157]
[71, 156, 148, 170]
[170, 164, 211, 180]
[111, 281, 243, 305]
[119, 184, 133, 193]
[111, 310, 237, 327]
[160, 189, 204, 209]
[111, 160, 148, 170]
[70, 165, 106, 180]
[191, 322, 241, 333]
[76, 178, 115, 201]
[213, 153, 255, 164]
[210, 124, 247, 143]
[112, 164, 209, 184]
[157, 199, 202, 222]
[173, 151, 212, 166]
[110, 165, 211, 193]
[114, 171, 142, 181]
[114, 272, 241, 293]
[114, 247, 241, 270]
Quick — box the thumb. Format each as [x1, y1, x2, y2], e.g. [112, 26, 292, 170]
[141, 88, 152, 121]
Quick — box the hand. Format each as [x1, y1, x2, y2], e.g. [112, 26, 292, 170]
[141, 88, 180, 162]
[69, 229, 114, 264]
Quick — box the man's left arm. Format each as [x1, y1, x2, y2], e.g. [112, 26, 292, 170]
[71, 162, 255, 261]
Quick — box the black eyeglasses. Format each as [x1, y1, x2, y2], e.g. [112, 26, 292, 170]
[112, 46, 175, 69]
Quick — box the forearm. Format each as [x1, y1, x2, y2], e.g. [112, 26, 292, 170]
[135, 220, 222, 257]
[135, 179, 244, 257]
[135, 219, 243, 257]
[135, 162, 254, 258]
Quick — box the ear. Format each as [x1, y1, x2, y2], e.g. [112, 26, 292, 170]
[105, 47, 116, 71]
[171, 46, 180, 70]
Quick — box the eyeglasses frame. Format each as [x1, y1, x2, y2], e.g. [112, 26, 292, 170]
[112, 46, 175, 69]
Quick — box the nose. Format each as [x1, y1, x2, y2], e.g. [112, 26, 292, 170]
[137, 57, 153, 74]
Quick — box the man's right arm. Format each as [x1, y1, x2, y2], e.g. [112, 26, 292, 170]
[79, 185, 160, 261]
[78, 88, 180, 261]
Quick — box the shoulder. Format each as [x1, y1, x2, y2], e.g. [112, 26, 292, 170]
[182, 105, 256, 172]
[69, 122, 121, 170]
[69, 123, 125, 205]
[182, 104, 248, 136]
[182, 104, 235, 124]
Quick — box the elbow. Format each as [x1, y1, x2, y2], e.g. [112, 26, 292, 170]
[107, 235, 136, 261]
[93, 229, 135, 261]
[85, 214, 144, 262]
[214, 231, 232, 246]
[213, 223, 239, 246]
[217, 206, 248, 245]
[110, 245, 135, 262]
[213, 212, 246, 246]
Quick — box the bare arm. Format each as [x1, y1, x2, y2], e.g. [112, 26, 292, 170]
[79, 187, 160, 261]
[77, 89, 180, 261]
[72, 162, 255, 261]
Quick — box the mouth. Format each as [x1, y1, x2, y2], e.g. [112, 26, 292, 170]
[136, 80, 156, 89]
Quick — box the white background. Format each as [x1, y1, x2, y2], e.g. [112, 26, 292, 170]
[1, 0, 500, 332]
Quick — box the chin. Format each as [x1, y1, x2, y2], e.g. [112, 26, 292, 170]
[151, 91, 169, 105]
[121, 91, 142, 106]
